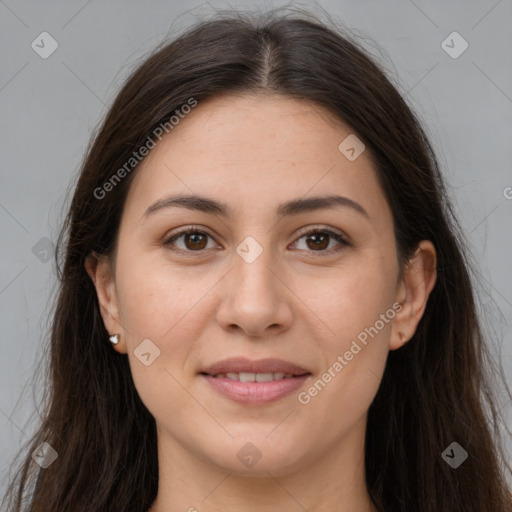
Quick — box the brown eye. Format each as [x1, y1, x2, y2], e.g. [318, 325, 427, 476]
[182, 232, 208, 250]
[293, 228, 350, 254]
[164, 227, 216, 252]
[163, 226, 350, 256]
[305, 232, 330, 251]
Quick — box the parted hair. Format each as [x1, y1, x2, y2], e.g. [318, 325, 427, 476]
[3, 7, 511, 512]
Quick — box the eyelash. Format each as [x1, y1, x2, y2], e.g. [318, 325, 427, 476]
[163, 225, 351, 256]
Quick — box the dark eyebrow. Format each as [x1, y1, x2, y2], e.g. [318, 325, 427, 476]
[277, 195, 369, 219]
[142, 193, 369, 220]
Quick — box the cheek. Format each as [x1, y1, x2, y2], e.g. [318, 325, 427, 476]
[298, 253, 395, 404]
[114, 252, 221, 392]
[115, 250, 205, 338]
[114, 257, 205, 421]
[303, 254, 396, 346]
[297, 289, 392, 442]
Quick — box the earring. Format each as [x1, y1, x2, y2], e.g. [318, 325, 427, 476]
[109, 334, 119, 345]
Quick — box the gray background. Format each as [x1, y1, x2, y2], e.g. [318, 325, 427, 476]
[1, 0, 511, 495]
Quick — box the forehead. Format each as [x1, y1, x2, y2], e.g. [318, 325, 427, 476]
[122, 93, 390, 226]
[157, 93, 358, 159]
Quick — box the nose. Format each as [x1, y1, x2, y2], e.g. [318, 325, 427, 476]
[215, 245, 293, 338]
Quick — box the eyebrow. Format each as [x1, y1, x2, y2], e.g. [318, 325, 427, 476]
[142, 193, 369, 220]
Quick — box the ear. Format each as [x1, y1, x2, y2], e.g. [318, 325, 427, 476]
[85, 252, 127, 354]
[390, 240, 437, 350]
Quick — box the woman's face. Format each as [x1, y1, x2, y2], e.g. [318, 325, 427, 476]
[89, 93, 435, 477]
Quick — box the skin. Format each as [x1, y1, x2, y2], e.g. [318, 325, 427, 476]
[86, 93, 437, 512]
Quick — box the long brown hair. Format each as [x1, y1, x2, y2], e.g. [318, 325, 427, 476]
[3, 7, 511, 512]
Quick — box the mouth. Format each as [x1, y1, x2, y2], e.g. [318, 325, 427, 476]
[200, 371, 305, 381]
[200, 356, 311, 376]
[199, 357, 312, 404]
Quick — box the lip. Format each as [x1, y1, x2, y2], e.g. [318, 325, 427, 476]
[199, 357, 312, 405]
[200, 357, 310, 376]
[201, 374, 311, 405]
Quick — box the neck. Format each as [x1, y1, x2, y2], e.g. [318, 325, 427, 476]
[149, 416, 377, 512]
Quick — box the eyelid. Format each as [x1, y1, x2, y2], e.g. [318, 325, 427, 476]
[163, 224, 351, 254]
[289, 226, 351, 256]
[293, 225, 351, 245]
[163, 225, 219, 251]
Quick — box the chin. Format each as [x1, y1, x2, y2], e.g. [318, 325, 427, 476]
[199, 433, 310, 476]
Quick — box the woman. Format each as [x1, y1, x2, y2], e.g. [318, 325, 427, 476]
[3, 7, 511, 512]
